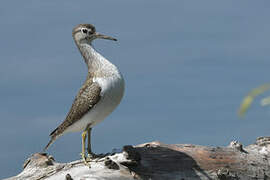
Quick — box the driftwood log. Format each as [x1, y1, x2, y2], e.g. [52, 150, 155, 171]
[4, 137, 270, 180]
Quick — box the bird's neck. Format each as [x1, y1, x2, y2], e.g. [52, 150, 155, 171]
[75, 42, 119, 78]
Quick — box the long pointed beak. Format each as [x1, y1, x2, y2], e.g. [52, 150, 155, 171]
[95, 32, 117, 41]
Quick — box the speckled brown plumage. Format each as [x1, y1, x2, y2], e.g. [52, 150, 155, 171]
[44, 76, 101, 150]
[44, 23, 124, 154]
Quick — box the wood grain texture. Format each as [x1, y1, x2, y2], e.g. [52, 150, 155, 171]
[5, 137, 270, 180]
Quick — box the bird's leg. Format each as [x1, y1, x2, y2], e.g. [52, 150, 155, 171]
[81, 130, 90, 166]
[87, 128, 92, 155]
[86, 128, 108, 160]
[87, 128, 97, 159]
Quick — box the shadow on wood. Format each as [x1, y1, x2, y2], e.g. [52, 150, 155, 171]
[4, 137, 270, 180]
[123, 144, 210, 179]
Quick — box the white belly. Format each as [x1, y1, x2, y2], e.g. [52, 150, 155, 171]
[64, 75, 125, 133]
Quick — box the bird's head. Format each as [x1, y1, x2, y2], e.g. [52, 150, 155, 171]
[72, 24, 117, 44]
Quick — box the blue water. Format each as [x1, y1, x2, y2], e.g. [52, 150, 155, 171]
[1, 0, 270, 178]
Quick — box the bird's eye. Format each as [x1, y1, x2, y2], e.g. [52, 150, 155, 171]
[82, 29, 88, 34]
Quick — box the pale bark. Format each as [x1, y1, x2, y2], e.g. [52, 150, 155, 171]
[4, 137, 270, 180]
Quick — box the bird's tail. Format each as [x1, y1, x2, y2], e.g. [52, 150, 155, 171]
[43, 127, 59, 152]
[43, 137, 56, 152]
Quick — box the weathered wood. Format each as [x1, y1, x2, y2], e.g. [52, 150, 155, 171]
[5, 137, 270, 180]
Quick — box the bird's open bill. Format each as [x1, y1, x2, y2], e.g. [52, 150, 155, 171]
[95, 32, 117, 41]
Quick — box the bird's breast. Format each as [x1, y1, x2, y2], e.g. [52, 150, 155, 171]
[65, 75, 124, 133]
[91, 75, 125, 123]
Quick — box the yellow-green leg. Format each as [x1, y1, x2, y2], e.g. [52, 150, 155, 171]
[87, 128, 92, 155]
[81, 130, 90, 166]
[87, 128, 97, 159]
[86, 128, 107, 160]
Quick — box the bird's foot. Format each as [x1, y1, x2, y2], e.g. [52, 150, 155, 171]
[81, 153, 91, 167]
[87, 153, 108, 162]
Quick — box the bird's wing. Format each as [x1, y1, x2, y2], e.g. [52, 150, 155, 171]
[50, 80, 101, 138]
